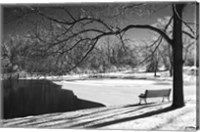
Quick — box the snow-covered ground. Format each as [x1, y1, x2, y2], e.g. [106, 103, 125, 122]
[100, 100, 196, 130]
[42, 69, 195, 130]
[4, 68, 197, 130]
[53, 70, 196, 130]
[52, 69, 196, 106]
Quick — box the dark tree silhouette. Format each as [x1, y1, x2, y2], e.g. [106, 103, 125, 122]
[171, 4, 185, 107]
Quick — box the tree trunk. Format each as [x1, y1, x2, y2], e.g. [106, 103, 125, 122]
[172, 4, 185, 108]
[168, 44, 173, 77]
[154, 61, 157, 77]
[154, 51, 158, 77]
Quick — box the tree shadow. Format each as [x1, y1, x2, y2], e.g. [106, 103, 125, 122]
[40, 102, 172, 129]
[87, 105, 176, 128]
[2, 99, 178, 129]
[3, 79, 105, 119]
[123, 102, 155, 108]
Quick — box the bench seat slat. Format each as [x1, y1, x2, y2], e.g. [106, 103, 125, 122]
[138, 89, 171, 104]
[146, 89, 171, 98]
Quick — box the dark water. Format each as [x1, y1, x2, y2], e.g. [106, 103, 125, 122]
[3, 79, 104, 119]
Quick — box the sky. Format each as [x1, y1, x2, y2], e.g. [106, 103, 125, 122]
[2, 2, 197, 41]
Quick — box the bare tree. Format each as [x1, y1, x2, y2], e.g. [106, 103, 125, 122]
[3, 3, 197, 108]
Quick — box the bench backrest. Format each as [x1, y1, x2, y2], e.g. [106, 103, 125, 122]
[145, 89, 171, 98]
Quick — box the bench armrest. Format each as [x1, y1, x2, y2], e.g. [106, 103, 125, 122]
[139, 93, 145, 98]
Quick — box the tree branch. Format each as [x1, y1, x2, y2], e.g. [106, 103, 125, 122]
[183, 30, 196, 39]
[138, 36, 163, 66]
[62, 8, 77, 21]
[66, 39, 99, 73]
[58, 38, 92, 55]
[46, 28, 105, 50]
[101, 24, 173, 45]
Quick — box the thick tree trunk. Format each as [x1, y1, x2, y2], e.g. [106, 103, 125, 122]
[172, 4, 185, 108]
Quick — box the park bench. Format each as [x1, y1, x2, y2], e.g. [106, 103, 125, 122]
[138, 89, 171, 104]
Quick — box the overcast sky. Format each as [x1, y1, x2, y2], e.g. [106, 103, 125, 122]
[2, 2, 196, 41]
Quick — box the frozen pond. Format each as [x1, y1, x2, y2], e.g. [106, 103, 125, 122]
[55, 78, 195, 106]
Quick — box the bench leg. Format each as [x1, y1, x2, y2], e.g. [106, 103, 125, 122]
[139, 98, 146, 104]
[139, 98, 148, 104]
[144, 98, 147, 104]
[139, 98, 142, 104]
[168, 97, 170, 102]
[162, 97, 165, 102]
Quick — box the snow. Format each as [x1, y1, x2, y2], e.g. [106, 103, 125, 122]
[53, 69, 196, 130]
[4, 68, 197, 130]
[100, 98, 196, 130]
[55, 79, 172, 106]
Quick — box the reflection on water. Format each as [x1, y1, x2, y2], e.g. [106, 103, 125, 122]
[3, 79, 104, 119]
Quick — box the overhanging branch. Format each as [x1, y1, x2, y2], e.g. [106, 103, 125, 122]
[96, 24, 172, 46]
